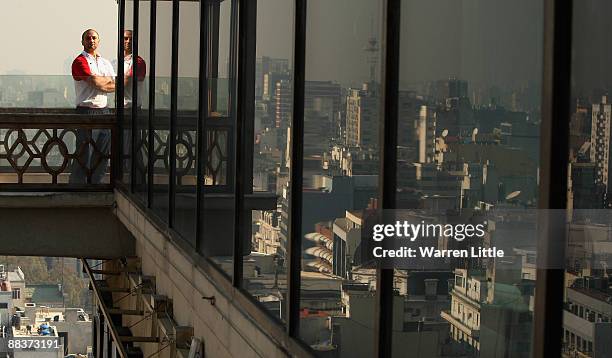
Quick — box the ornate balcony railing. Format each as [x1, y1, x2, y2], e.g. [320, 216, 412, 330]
[0, 108, 235, 195]
[0, 108, 116, 191]
[125, 109, 234, 193]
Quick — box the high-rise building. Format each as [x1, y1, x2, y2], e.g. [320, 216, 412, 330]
[562, 279, 612, 358]
[363, 31, 379, 83]
[569, 162, 604, 212]
[274, 80, 342, 158]
[418, 105, 437, 163]
[397, 90, 421, 152]
[255, 56, 290, 99]
[263, 72, 289, 101]
[345, 83, 379, 148]
[427, 78, 469, 104]
[590, 96, 612, 189]
[441, 269, 486, 350]
[275, 80, 293, 130]
[274, 80, 342, 131]
[570, 101, 591, 158]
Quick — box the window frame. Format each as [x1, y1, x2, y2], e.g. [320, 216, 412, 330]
[115, 0, 574, 356]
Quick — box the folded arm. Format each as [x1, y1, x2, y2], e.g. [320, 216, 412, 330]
[72, 56, 115, 92]
[87, 75, 115, 93]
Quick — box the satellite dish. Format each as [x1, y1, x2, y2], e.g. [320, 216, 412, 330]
[506, 191, 521, 200]
[442, 129, 449, 137]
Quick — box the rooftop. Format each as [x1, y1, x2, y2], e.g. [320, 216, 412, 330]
[25, 284, 64, 305]
[570, 286, 612, 304]
[7, 269, 25, 283]
[13, 323, 58, 338]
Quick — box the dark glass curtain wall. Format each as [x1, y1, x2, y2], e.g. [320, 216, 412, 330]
[115, 1, 581, 357]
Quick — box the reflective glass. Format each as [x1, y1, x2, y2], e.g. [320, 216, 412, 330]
[394, 1, 543, 357]
[151, 0, 173, 221]
[201, 0, 235, 278]
[133, 0, 151, 203]
[563, 1, 612, 357]
[174, 0, 200, 245]
[122, 0, 134, 186]
[243, 0, 294, 323]
[298, 0, 383, 355]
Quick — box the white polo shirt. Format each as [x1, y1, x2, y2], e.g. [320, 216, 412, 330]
[72, 51, 116, 108]
[122, 54, 147, 108]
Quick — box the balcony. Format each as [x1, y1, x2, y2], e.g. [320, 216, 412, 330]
[441, 310, 480, 339]
[0, 104, 284, 357]
[0, 108, 115, 189]
[450, 288, 482, 310]
[563, 308, 595, 341]
[0, 108, 134, 258]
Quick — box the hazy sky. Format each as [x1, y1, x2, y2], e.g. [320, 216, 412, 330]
[4, 0, 609, 96]
[257, 0, 544, 90]
[0, 0, 117, 75]
[572, 0, 612, 94]
[400, 0, 543, 90]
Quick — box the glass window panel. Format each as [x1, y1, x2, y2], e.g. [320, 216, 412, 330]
[243, 0, 294, 324]
[133, 0, 151, 203]
[174, 0, 200, 245]
[151, 0, 173, 221]
[207, 0, 232, 118]
[298, 0, 382, 355]
[564, 1, 612, 357]
[395, 1, 543, 357]
[122, 0, 134, 186]
[201, 0, 235, 278]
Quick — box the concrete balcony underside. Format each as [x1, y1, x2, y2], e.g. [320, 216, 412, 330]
[0, 190, 276, 259]
[0, 192, 135, 258]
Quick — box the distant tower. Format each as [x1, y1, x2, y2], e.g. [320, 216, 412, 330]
[418, 106, 437, 164]
[591, 96, 612, 189]
[363, 18, 379, 83]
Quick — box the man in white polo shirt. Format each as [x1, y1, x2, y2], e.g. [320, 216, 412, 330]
[70, 28, 116, 184]
[122, 29, 147, 108]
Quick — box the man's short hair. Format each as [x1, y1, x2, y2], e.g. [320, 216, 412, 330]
[81, 29, 99, 41]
